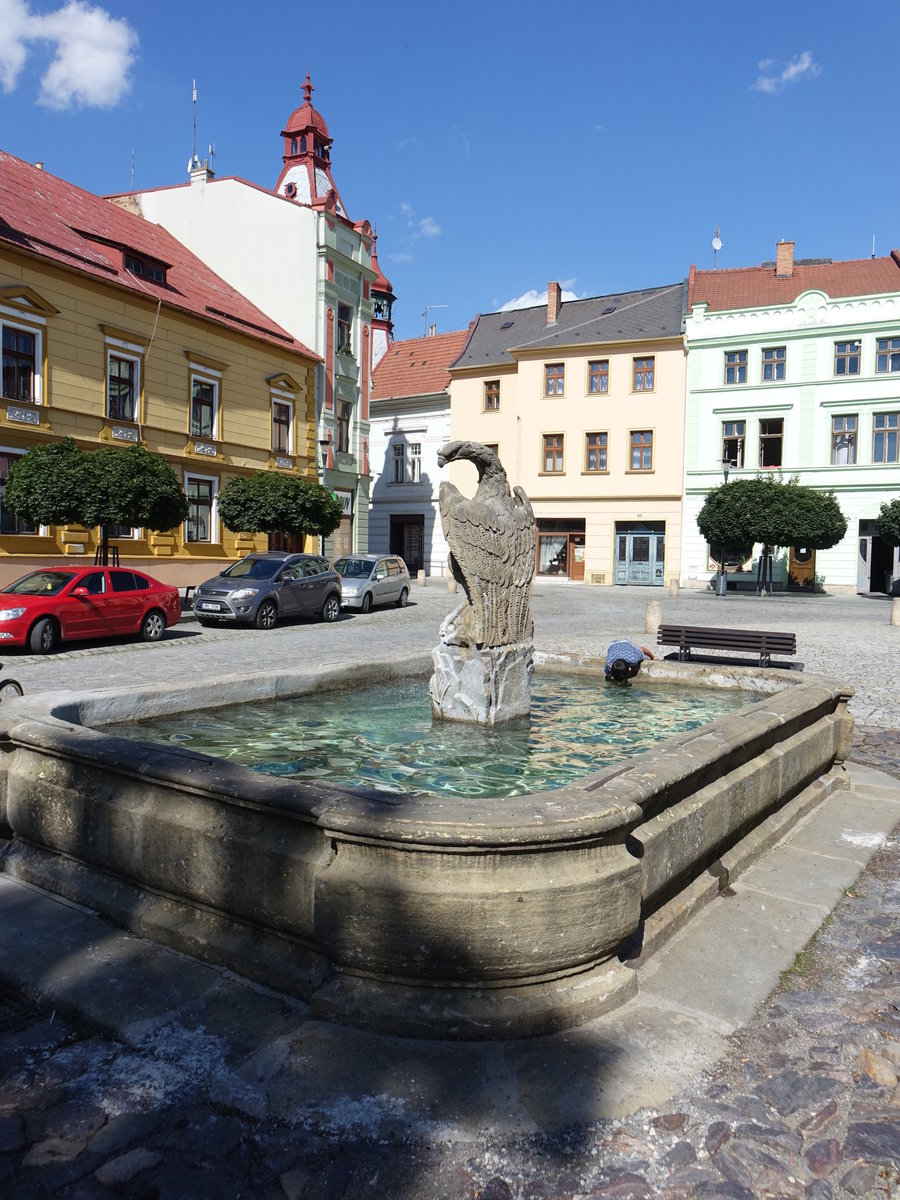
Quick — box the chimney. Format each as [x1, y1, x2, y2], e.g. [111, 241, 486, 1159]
[34, 161, 44, 171]
[428, 323, 436, 337]
[775, 240, 794, 278]
[547, 281, 562, 324]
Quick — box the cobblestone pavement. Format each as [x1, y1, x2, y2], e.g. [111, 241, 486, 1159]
[0, 584, 898, 1198]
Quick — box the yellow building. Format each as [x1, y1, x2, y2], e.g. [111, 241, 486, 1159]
[449, 282, 687, 587]
[0, 149, 320, 589]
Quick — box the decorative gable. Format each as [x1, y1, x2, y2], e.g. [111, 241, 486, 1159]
[0, 284, 59, 318]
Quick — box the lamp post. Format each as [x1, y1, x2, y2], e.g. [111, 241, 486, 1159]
[716, 459, 731, 598]
[318, 438, 330, 556]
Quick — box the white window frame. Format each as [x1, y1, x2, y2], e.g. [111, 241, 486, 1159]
[105, 337, 142, 423]
[409, 441, 422, 483]
[392, 442, 406, 483]
[0, 445, 47, 534]
[189, 363, 221, 440]
[271, 392, 294, 455]
[0, 311, 44, 405]
[184, 472, 219, 544]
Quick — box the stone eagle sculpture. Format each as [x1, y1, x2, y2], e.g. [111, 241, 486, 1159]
[437, 440, 536, 649]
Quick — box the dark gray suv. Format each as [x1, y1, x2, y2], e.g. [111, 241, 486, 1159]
[192, 552, 341, 629]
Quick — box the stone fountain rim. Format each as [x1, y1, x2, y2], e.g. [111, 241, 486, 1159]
[1, 653, 852, 850]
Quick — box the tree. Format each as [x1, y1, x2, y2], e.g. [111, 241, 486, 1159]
[697, 476, 847, 591]
[4, 439, 189, 564]
[876, 498, 900, 546]
[217, 471, 343, 543]
[698, 476, 847, 553]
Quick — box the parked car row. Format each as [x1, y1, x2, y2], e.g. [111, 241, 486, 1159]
[0, 552, 412, 653]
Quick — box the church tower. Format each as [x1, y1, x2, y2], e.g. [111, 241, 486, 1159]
[274, 72, 348, 215]
[370, 230, 395, 370]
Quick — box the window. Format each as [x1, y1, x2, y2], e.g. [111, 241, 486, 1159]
[588, 360, 609, 394]
[392, 441, 421, 483]
[545, 363, 565, 396]
[124, 254, 165, 285]
[759, 418, 783, 468]
[484, 380, 500, 411]
[873, 412, 899, 463]
[542, 434, 564, 473]
[630, 430, 653, 470]
[272, 399, 292, 453]
[2, 325, 37, 402]
[110, 571, 151, 592]
[336, 401, 351, 453]
[190, 375, 218, 439]
[186, 475, 216, 542]
[585, 432, 608, 472]
[722, 420, 745, 468]
[107, 352, 139, 422]
[762, 346, 785, 381]
[876, 337, 900, 374]
[484, 443, 499, 455]
[632, 357, 654, 391]
[337, 304, 353, 353]
[107, 524, 138, 539]
[831, 415, 857, 464]
[834, 341, 860, 376]
[724, 350, 748, 385]
[0, 452, 38, 534]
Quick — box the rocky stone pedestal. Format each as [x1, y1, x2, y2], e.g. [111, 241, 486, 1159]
[429, 640, 534, 725]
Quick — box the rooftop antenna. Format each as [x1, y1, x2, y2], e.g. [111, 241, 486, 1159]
[207, 141, 216, 172]
[872, 234, 876, 259]
[712, 225, 723, 271]
[422, 303, 447, 336]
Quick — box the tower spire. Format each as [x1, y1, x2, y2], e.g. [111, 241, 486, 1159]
[302, 71, 314, 105]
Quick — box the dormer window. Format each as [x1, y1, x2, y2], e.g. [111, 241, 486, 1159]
[124, 253, 166, 285]
[290, 138, 297, 154]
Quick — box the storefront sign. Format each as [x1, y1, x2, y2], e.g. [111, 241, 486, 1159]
[334, 489, 353, 516]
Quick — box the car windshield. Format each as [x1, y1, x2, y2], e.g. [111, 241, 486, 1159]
[222, 558, 281, 580]
[3, 570, 79, 597]
[333, 558, 374, 579]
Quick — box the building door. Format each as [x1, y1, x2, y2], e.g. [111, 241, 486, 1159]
[390, 515, 424, 575]
[615, 524, 665, 585]
[788, 546, 816, 588]
[332, 517, 352, 559]
[858, 520, 898, 593]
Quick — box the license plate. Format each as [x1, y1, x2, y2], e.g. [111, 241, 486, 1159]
[199, 602, 222, 611]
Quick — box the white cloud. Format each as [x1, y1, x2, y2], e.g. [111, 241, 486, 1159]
[418, 216, 440, 238]
[500, 283, 579, 312]
[386, 251, 414, 264]
[0, 0, 137, 109]
[753, 50, 821, 94]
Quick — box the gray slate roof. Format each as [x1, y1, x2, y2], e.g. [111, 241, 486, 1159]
[451, 282, 687, 371]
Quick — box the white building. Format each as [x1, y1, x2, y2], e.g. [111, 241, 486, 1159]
[683, 242, 900, 594]
[369, 328, 470, 575]
[116, 74, 393, 557]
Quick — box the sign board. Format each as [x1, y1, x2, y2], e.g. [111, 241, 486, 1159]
[334, 489, 353, 516]
[7, 406, 39, 426]
[112, 425, 139, 442]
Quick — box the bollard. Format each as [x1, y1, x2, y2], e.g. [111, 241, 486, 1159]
[892, 597, 900, 627]
[645, 599, 662, 636]
[416, 569, 426, 588]
[668, 578, 679, 598]
[447, 577, 458, 594]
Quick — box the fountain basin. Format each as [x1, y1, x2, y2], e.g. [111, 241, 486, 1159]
[0, 654, 853, 1038]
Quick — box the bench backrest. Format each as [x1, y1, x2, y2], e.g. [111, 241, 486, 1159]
[656, 624, 797, 654]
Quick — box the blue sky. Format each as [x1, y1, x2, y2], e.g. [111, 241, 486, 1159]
[2, 0, 897, 341]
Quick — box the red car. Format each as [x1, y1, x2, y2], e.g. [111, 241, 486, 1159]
[0, 566, 181, 653]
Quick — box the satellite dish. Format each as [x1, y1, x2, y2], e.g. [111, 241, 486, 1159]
[712, 236, 723, 252]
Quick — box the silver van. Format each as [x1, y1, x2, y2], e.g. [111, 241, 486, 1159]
[332, 554, 410, 613]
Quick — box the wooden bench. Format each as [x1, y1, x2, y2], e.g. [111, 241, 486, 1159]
[656, 624, 799, 669]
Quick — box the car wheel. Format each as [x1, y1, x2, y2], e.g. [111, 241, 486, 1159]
[140, 609, 166, 642]
[30, 617, 59, 654]
[396, 587, 409, 608]
[255, 600, 278, 630]
[361, 592, 372, 614]
[321, 594, 340, 623]
[0, 680, 23, 700]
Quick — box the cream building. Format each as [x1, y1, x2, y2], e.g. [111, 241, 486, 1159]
[448, 283, 687, 586]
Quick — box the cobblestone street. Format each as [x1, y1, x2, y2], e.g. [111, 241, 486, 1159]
[0, 583, 897, 1198]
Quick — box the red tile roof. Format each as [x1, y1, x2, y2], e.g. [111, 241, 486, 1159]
[689, 252, 900, 313]
[0, 150, 318, 360]
[371, 328, 471, 400]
